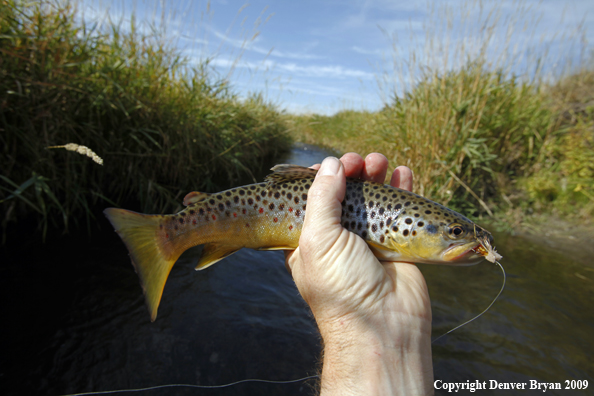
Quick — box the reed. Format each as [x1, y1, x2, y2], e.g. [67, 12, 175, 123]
[0, 0, 291, 240]
[288, 0, 592, 223]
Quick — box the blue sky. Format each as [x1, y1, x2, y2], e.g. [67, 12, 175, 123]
[81, 0, 593, 115]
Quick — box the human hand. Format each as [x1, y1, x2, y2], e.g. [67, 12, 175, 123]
[285, 153, 434, 395]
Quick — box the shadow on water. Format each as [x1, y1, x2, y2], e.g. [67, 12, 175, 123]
[1, 144, 593, 395]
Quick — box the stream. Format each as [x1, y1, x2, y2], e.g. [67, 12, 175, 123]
[1, 143, 593, 395]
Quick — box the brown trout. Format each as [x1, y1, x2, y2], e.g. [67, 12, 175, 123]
[104, 165, 501, 321]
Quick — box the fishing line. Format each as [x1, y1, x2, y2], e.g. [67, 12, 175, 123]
[432, 260, 506, 344]
[59, 375, 320, 396]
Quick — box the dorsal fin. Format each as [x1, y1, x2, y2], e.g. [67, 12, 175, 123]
[265, 164, 317, 185]
[183, 191, 208, 206]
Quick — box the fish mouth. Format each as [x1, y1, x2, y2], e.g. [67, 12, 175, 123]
[443, 242, 484, 264]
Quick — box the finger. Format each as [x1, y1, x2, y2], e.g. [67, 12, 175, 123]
[339, 152, 364, 178]
[284, 250, 294, 275]
[298, 157, 346, 261]
[362, 153, 388, 183]
[389, 166, 413, 191]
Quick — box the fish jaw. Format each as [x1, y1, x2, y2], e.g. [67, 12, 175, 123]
[441, 241, 486, 265]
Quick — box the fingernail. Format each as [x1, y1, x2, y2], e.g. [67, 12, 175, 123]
[318, 157, 340, 176]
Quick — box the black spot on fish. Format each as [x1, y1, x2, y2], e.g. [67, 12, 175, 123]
[387, 204, 392, 210]
[218, 203, 224, 211]
[199, 208, 205, 215]
[293, 186, 299, 192]
[425, 210, 432, 214]
[371, 212, 376, 219]
[386, 218, 392, 226]
[294, 197, 300, 204]
[179, 218, 184, 224]
[392, 226, 398, 232]
[380, 235, 385, 243]
[295, 210, 301, 217]
[348, 204, 354, 212]
[189, 210, 195, 215]
[256, 196, 261, 202]
[357, 222, 362, 230]
[248, 198, 254, 205]
[369, 201, 374, 208]
[239, 190, 245, 196]
[274, 192, 280, 199]
[287, 193, 293, 200]
[302, 193, 307, 201]
[250, 185, 256, 190]
[216, 195, 222, 200]
[412, 206, 419, 210]
[209, 199, 215, 205]
[379, 208, 385, 215]
[414, 213, 420, 217]
[412, 230, 417, 236]
[225, 201, 231, 207]
[305, 184, 310, 189]
[403, 229, 409, 236]
[395, 203, 402, 210]
[405, 201, 411, 207]
[269, 203, 275, 210]
[372, 224, 378, 232]
[261, 191, 267, 197]
[425, 224, 437, 234]
[375, 193, 380, 199]
[405, 218, 412, 224]
[362, 231, 368, 239]
[225, 191, 231, 197]
[418, 221, 424, 227]
[234, 196, 239, 204]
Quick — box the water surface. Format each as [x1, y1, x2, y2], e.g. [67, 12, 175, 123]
[1, 144, 592, 395]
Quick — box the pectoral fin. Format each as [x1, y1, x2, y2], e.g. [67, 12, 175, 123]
[195, 243, 241, 270]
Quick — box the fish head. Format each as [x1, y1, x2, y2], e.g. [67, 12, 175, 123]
[379, 213, 499, 265]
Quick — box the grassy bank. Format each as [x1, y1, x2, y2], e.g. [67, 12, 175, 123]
[0, 1, 291, 239]
[288, 1, 593, 230]
[289, 67, 594, 228]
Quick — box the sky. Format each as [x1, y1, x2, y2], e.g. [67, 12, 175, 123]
[80, 0, 593, 115]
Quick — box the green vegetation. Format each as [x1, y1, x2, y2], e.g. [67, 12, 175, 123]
[288, 1, 593, 229]
[0, 1, 291, 239]
[289, 68, 594, 227]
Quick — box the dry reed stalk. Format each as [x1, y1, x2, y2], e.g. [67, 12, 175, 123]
[47, 143, 104, 165]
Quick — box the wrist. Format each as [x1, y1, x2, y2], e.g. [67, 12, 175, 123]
[317, 311, 434, 395]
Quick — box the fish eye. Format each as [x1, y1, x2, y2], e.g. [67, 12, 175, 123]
[447, 223, 467, 239]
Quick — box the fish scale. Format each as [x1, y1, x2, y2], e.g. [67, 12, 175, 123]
[105, 164, 501, 321]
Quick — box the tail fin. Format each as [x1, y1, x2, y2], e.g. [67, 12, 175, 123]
[104, 208, 183, 321]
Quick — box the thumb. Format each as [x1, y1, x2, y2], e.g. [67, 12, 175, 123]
[298, 157, 346, 260]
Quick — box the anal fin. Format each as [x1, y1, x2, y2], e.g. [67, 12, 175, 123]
[195, 243, 241, 270]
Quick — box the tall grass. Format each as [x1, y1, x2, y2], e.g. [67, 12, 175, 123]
[289, 1, 592, 224]
[0, 0, 291, 240]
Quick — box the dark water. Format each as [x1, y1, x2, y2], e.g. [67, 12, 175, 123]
[1, 144, 593, 395]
